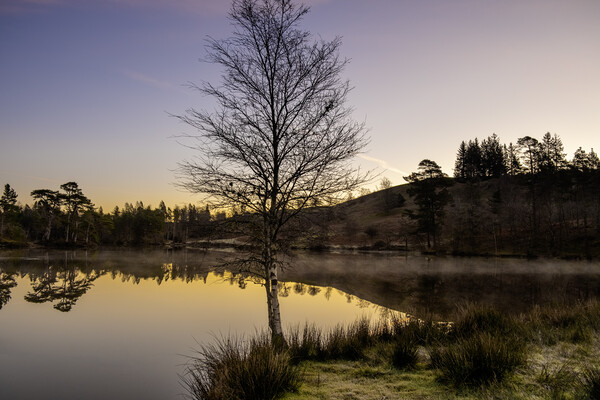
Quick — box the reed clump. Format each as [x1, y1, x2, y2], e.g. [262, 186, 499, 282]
[525, 300, 600, 345]
[581, 367, 600, 400]
[429, 331, 527, 388]
[428, 304, 528, 388]
[183, 334, 300, 400]
[390, 332, 419, 370]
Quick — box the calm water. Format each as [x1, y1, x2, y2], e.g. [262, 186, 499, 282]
[0, 248, 598, 400]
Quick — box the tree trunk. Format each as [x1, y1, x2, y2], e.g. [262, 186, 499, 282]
[74, 220, 79, 243]
[65, 213, 71, 243]
[264, 233, 284, 345]
[44, 214, 53, 241]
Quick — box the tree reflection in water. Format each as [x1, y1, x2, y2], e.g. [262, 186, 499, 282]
[0, 271, 17, 310]
[25, 267, 101, 312]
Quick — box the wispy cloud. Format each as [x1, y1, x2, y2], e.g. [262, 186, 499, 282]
[121, 69, 182, 92]
[357, 154, 408, 177]
[111, 0, 229, 15]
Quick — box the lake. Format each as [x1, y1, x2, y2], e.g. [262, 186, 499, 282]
[1, 248, 598, 399]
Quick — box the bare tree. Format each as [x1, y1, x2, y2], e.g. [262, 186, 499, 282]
[176, 0, 368, 341]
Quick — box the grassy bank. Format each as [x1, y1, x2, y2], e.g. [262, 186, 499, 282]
[183, 301, 600, 400]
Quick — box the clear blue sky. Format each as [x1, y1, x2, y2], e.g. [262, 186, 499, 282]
[1, 0, 599, 210]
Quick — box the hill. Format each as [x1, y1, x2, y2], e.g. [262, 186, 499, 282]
[283, 173, 600, 258]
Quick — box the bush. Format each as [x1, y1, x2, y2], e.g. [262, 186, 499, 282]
[183, 334, 300, 400]
[429, 331, 526, 388]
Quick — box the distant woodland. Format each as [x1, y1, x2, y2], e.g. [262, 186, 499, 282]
[1, 132, 599, 257]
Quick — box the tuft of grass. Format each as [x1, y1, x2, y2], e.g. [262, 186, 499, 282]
[287, 323, 323, 363]
[453, 303, 522, 339]
[321, 318, 372, 361]
[429, 331, 527, 388]
[536, 362, 575, 399]
[391, 333, 419, 370]
[322, 324, 363, 361]
[526, 301, 600, 345]
[286, 318, 373, 362]
[581, 367, 600, 400]
[404, 318, 450, 346]
[183, 333, 300, 400]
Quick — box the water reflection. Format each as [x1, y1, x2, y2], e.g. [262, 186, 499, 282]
[285, 253, 600, 319]
[0, 249, 597, 400]
[0, 250, 374, 313]
[0, 249, 599, 319]
[0, 271, 17, 309]
[25, 267, 101, 312]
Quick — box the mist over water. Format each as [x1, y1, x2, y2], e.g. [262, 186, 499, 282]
[0, 248, 598, 399]
[284, 252, 600, 319]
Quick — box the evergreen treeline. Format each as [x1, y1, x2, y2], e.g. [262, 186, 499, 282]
[2, 131, 599, 257]
[454, 132, 599, 180]
[447, 132, 600, 256]
[0, 181, 213, 247]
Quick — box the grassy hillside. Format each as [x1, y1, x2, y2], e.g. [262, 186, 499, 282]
[285, 174, 600, 258]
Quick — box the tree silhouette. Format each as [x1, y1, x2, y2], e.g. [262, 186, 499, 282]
[60, 182, 93, 243]
[176, 0, 368, 341]
[481, 134, 506, 178]
[0, 184, 19, 240]
[404, 160, 452, 249]
[31, 189, 62, 242]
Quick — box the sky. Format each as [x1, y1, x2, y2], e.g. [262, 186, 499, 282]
[1, 0, 599, 210]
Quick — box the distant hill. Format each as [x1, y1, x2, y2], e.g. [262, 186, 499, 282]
[283, 173, 600, 258]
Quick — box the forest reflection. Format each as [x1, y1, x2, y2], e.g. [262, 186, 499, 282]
[0, 251, 372, 313]
[0, 271, 17, 309]
[1, 249, 599, 318]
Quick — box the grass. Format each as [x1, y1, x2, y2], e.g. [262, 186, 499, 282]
[428, 304, 528, 388]
[184, 300, 600, 400]
[581, 367, 600, 400]
[429, 331, 527, 388]
[391, 333, 419, 370]
[182, 333, 300, 400]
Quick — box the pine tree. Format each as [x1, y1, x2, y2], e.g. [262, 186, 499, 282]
[454, 141, 467, 180]
[404, 160, 452, 249]
[481, 134, 506, 178]
[0, 184, 19, 239]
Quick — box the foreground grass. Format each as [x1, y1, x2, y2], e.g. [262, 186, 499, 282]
[283, 335, 600, 399]
[184, 301, 600, 400]
[283, 360, 448, 400]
